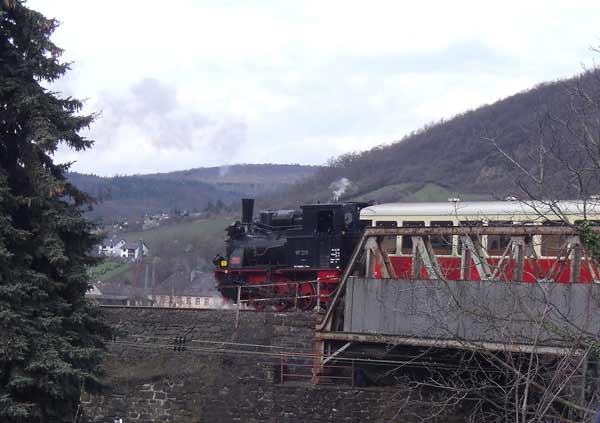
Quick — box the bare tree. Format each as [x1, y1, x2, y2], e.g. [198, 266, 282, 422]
[351, 72, 600, 418]
[400, 66, 600, 422]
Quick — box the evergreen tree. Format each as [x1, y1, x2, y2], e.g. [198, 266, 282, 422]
[0, 2, 111, 422]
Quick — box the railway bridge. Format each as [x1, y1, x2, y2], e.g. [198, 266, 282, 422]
[313, 225, 600, 417]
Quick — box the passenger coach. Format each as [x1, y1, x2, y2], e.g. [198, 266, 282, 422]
[359, 200, 600, 282]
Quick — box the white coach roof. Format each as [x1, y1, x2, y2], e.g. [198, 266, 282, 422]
[360, 200, 600, 219]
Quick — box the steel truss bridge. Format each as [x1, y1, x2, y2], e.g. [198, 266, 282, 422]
[313, 225, 600, 411]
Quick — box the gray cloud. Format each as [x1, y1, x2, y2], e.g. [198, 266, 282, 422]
[91, 78, 246, 155]
[39, 0, 600, 175]
[211, 121, 248, 155]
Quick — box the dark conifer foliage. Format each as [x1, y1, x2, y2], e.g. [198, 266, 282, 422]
[0, 2, 110, 422]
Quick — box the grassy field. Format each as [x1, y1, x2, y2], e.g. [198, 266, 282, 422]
[404, 183, 455, 202]
[405, 183, 490, 202]
[122, 218, 231, 249]
[89, 259, 131, 282]
[90, 218, 233, 282]
[351, 183, 415, 202]
[352, 182, 491, 203]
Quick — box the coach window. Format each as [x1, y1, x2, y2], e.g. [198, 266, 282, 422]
[401, 221, 425, 254]
[486, 221, 512, 256]
[376, 221, 397, 254]
[456, 221, 481, 255]
[430, 221, 454, 255]
[541, 221, 566, 257]
[360, 219, 373, 230]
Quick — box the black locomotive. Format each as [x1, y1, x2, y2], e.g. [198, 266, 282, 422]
[214, 198, 368, 311]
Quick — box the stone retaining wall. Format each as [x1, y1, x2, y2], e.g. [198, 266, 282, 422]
[81, 308, 408, 423]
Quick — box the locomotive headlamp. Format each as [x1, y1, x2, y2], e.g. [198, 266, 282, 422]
[220, 260, 228, 268]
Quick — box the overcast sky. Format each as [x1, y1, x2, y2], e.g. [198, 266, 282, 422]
[30, 0, 600, 176]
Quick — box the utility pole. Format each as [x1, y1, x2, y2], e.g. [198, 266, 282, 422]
[144, 263, 149, 305]
[152, 257, 156, 290]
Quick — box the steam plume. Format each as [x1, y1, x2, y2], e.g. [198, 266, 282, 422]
[329, 177, 352, 202]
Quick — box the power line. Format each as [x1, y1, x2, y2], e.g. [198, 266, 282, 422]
[112, 340, 506, 373]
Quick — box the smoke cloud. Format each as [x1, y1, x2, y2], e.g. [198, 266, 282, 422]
[91, 78, 247, 156]
[329, 177, 352, 201]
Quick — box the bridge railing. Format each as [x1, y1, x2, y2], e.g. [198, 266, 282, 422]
[317, 225, 600, 332]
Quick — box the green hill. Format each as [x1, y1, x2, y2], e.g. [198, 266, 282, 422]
[275, 69, 600, 206]
[69, 164, 319, 222]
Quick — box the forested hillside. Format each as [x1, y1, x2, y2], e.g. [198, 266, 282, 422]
[70, 164, 319, 221]
[275, 69, 600, 207]
[73, 69, 600, 220]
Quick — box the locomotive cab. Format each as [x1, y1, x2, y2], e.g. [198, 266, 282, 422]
[285, 202, 367, 269]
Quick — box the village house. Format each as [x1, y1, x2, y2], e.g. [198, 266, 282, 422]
[98, 238, 125, 257]
[120, 241, 149, 259]
[87, 269, 233, 309]
[98, 238, 149, 260]
[86, 282, 141, 306]
[146, 294, 233, 309]
[144, 270, 238, 309]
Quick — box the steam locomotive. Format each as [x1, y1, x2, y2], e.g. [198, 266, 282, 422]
[213, 199, 368, 311]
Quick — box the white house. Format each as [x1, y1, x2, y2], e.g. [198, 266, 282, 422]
[98, 238, 126, 257]
[120, 241, 149, 259]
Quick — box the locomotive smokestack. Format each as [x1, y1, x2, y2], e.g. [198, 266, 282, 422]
[241, 198, 254, 224]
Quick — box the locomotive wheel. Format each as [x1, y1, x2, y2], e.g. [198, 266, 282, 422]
[247, 285, 267, 311]
[297, 282, 316, 311]
[248, 298, 266, 311]
[271, 280, 293, 312]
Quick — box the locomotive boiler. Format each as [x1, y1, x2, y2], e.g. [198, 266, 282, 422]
[214, 198, 368, 311]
